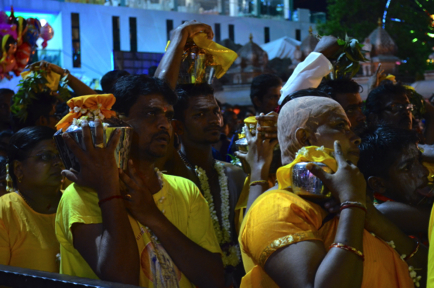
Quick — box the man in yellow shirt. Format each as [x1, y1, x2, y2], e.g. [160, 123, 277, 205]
[56, 75, 224, 286]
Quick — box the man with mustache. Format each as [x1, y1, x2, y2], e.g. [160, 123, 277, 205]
[155, 21, 246, 287]
[357, 125, 432, 237]
[56, 75, 225, 288]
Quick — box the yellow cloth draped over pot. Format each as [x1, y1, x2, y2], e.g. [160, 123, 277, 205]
[56, 94, 117, 131]
[276, 146, 337, 189]
[191, 33, 237, 79]
[21, 70, 61, 92]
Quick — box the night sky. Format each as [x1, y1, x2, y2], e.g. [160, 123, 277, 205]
[293, 0, 328, 13]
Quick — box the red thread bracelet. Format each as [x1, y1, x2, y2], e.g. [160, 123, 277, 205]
[98, 195, 123, 206]
[403, 241, 420, 261]
[329, 242, 364, 261]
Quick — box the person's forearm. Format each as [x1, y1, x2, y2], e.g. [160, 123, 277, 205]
[143, 212, 224, 288]
[315, 208, 365, 288]
[66, 74, 97, 96]
[366, 208, 427, 287]
[246, 166, 271, 212]
[154, 32, 187, 90]
[96, 183, 140, 285]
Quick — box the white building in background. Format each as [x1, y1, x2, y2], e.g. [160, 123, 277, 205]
[0, 0, 319, 91]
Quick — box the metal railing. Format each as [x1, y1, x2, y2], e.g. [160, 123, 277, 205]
[0, 264, 141, 288]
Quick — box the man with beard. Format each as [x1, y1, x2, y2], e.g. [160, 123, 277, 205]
[173, 84, 246, 287]
[250, 74, 282, 115]
[364, 83, 414, 130]
[317, 79, 367, 135]
[56, 76, 225, 288]
[155, 21, 246, 286]
[357, 125, 432, 238]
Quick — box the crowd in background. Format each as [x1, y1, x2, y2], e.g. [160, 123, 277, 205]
[1, 20, 434, 288]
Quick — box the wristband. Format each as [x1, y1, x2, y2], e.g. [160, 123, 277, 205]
[98, 195, 123, 206]
[329, 242, 364, 261]
[340, 201, 367, 213]
[403, 240, 420, 261]
[250, 180, 268, 187]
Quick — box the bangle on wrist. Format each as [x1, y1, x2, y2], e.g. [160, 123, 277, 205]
[329, 242, 364, 261]
[98, 195, 123, 206]
[250, 180, 268, 187]
[340, 201, 367, 213]
[403, 240, 420, 261]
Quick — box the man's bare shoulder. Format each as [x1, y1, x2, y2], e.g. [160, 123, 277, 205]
[218, 161, 246, 195]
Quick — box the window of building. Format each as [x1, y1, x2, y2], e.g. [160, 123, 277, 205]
[112, 16, 121, 51]
[229, 24, 234, 42]
[166, 19, 173, 41]
[71, 13, 81, 68]
[215, 23, 221, 43]
[129, 17, 137, 52]
[264, 27, 270, 43]
[295, 29, 301, 41]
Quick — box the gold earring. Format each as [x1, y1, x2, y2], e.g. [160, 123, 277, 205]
[5, 164, 13, 192]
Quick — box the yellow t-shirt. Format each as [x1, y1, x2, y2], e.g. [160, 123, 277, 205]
[55, 174, 222, 288]
[0, 192, 59, 273]
[239, 190, 414, 288]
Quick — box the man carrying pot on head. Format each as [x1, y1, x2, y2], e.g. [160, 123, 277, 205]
[55, 78, 225, 288]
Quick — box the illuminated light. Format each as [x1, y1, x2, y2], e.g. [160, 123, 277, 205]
[411, 30, 415, 33]
[413, 38, 418, 42]
[428, 33, 434, 38]
[423, 42, 426, 45]
[40, 19, 47, 26]
[390, 18, 403, 22]
[402, 60, 407, 63]
[396, 61, 401, 65]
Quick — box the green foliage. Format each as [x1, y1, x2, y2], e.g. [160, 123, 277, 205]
[318, 0, 434, 78]
[329, 34, 367, 79]
[12, 71, 71, 122]
[406, 87, 426, 119]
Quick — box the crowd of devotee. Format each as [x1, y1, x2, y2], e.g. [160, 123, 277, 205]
[2, 19, 434, 288]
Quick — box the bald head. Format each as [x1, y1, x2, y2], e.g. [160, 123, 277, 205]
[278, 96, 345, 164]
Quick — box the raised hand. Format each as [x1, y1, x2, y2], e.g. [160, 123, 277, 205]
[26, 60, 65, 76]
[119, 160, 160, 225]
[235, 115, 278, 177]
[174, 20, 214, 41]
[61, 120, 121, 193]
[256, 112, 278, 139]
[307, 140, 366, 204]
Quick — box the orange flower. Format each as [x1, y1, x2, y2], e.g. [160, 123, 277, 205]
[56, 94, 117, 131]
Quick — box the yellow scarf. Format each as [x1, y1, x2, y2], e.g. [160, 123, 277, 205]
[276, 146, 337, 189]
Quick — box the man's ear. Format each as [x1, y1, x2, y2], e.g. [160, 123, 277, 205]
[295, 128, 311, 147]
[13, 160, 23, 181]
[172, 119, 184, 135]
[252, 96, 262, 111]
[36, 116, 47, 126]
[367, 176, 386, 194]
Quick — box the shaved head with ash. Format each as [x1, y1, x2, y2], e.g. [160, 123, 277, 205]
[278, 96, 347, 165]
